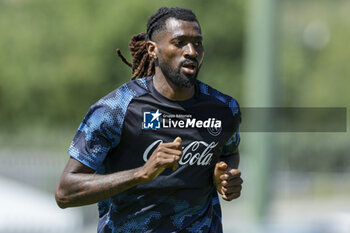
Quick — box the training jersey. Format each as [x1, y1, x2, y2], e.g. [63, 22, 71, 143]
[68, 76, 241, 233]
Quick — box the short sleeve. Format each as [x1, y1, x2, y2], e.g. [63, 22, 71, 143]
[220, 130, 240, 157]
[67, 82, 140, 170]
[68, 103, 122, 170]
[221, 98, 241, 157]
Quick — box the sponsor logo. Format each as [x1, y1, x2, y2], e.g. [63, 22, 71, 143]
[162, 118, 221, 129]
[142, 109, 222, 136]
[143, 110, 162, 129]
[143, 140, 219, 166]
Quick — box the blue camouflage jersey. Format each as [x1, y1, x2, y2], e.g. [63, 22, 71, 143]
[68, 76, 241, 233]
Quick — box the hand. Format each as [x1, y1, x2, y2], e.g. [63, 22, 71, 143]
[213, 162, 243, 201]
[140, 137, 182, 181]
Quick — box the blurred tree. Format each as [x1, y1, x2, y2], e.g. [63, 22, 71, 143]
[278, 0, 350, 172]
[0, 0, 244, 129]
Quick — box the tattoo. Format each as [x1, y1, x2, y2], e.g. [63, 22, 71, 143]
[61, 168, 141, 207]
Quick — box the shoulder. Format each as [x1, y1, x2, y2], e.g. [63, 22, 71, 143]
[80, 77, 151, 126]
[94, 76, 151, 110]
[197, 80, 240, 116]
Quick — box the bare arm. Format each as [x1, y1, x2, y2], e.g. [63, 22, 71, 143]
[55, 158, 146, 208]
[55, 137, 183, 208]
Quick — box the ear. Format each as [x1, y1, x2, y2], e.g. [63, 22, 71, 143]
[146, 40, 158, 58]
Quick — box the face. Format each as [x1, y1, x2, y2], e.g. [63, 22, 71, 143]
[151, 18, 204, 88]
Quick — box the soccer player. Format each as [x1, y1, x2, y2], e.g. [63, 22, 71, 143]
[55, 7, 242, 233]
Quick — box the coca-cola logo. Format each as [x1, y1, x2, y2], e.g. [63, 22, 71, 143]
[143, 140, 219, 166]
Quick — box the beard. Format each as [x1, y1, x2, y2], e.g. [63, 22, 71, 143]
[158, 59, 200, 88]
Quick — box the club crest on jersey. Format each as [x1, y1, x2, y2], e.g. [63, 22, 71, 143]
[143, 110, 162, 129]
[207, 125, 222, 137]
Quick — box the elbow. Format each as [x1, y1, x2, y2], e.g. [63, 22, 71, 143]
[55, 186, 70, 209]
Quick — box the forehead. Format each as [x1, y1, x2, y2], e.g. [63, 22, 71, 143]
[160, 17, 202, 40]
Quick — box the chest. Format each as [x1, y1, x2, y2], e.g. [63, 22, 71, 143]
[112, 98, 234, 168]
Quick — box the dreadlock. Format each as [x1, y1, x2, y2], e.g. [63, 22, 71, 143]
[116, 7, 199, 80]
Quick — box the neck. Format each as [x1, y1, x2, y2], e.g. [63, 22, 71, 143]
[153, 69, 195, 101]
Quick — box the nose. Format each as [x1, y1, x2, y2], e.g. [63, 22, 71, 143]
[184, 43, 198, 59]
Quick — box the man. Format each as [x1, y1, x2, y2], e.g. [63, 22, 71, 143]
[55, 7, 242, 233]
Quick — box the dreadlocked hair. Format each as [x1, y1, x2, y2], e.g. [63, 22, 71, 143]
[117, 7, 199, 80]
[117, 33, 154, 80]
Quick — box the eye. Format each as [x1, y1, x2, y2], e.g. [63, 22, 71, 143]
[174, 40, 185, 47]
[194, 41, 201, 47]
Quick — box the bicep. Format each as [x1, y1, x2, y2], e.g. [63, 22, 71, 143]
[56, 157, 96, 204]
[62, 157, 96, 175]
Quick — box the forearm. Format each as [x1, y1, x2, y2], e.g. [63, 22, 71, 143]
[56, 139, 182, 209]
[56, 167, 146, 208]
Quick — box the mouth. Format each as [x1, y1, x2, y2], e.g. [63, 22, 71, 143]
[181, 61, 198, 75]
